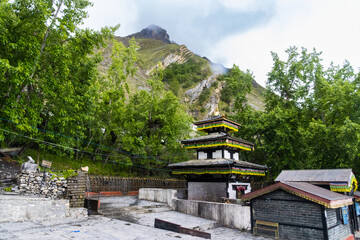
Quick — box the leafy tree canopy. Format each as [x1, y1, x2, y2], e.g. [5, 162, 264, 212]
[0, 0, 193, 176]
[230, 47, 360, 179]
[0, 0, 116, 148]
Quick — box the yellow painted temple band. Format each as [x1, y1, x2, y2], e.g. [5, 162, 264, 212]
[197, 123, 238, 132]
[330, 174, 358, 192]
[184, 142, 253, 151]
[172, 168, 265, 176]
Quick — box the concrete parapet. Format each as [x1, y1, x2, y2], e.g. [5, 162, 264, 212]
[67, 207, 88, 218]
[0, 195, 72, 222]
[139, 188, 177, 208]
[174, 199, 251, 230]
[139, 188, 251, 231]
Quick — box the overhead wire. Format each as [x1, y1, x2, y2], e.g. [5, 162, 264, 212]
[0, 127, 171, 172]
[0, 117, 176, 164]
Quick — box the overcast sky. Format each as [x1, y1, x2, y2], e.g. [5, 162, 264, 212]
[83, 0, 360, 87]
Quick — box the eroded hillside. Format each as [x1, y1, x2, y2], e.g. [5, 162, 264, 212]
[98, 26, 266, 119]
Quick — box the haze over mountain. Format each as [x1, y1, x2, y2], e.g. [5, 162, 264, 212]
[100, 25, 266, 119]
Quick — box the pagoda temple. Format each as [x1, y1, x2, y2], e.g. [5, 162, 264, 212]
[168, 114, 267, 202]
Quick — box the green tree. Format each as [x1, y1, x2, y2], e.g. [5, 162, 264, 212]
[91, 38, 138, 161]
[235, 47, 360, 178]
[0, 0, 116, 154]
[121, 65, 192, 176]
[220, 65, 253, 113]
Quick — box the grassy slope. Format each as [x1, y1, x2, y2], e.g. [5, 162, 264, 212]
[16, 148, 132, 176]
[3, 38, 266, 176]
[111, 37, 267, 116]
[15, 37, 265, 175]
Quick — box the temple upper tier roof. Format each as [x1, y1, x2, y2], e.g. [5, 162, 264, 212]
[181, 132, 255, 151]
[194, 115, 241, 133]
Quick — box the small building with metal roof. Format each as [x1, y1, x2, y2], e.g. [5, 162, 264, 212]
[242, 169, 360, 240]
[242, 181, 355, 240]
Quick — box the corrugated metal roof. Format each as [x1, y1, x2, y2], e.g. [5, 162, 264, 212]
[284, 182, 350, 201]
[168, 159, 267, 170]
[275, 169, 354, 183]
[242, 181, 353, 208]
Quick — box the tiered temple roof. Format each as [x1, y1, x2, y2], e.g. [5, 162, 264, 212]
[168, 114, 266, 177]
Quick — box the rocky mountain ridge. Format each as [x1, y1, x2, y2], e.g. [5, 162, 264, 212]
[103, 25, 266, 119]
[127, 25, 171, 44]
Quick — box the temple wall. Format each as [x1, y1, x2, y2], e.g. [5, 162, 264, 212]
[228, 182, 251, 199]
[213, 150, 222, 158]
[198, 151, 207, 159]
[188, 182, 226, 202]
[224, 150, 231, 159]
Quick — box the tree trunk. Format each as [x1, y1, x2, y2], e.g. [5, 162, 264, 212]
[16, 0, 64, 103]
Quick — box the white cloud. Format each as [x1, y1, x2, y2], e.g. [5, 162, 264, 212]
[83, 0, 360, 87]
[209, 0, 360, 86]
[219, 0, 275, 12]
[83, 0, 139, 36]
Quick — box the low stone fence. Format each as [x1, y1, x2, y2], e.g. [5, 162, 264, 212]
[15, 169, 88, 208]
[89, 176, 186, 192]
[139, 188, 251, 230]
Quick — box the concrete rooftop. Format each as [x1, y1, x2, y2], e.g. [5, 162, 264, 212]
[0, 195, 270, 240]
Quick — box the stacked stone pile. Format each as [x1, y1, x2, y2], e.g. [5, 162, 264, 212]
[17, 171, 67, 199]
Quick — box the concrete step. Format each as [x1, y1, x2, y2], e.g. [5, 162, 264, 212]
[100, 204, 166, 212]
[134, 211, 219, 231]
[100, 205, 171, 217]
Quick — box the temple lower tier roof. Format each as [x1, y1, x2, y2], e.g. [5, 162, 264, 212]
[168, 158, 267, 176]
[181, 132, 254, 151]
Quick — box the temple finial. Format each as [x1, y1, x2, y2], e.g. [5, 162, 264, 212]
[214, 106, 219, 116]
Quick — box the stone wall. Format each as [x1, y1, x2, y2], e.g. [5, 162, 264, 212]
[16, 171, 67, 199]
[66, 171, 87, 208]
[15, 169, 88, 208]
[252, 190, 327, 240]
[326, 208, 352, 240]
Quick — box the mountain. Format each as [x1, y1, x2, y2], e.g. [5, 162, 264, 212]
[100, 25, 266, 119]
[127, 25, 171, 44]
